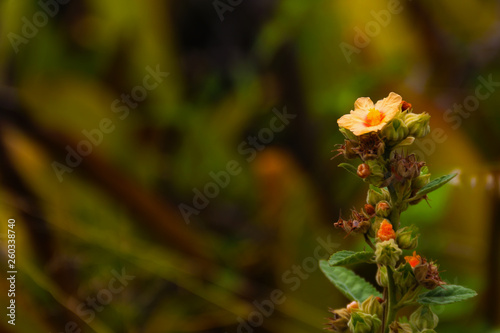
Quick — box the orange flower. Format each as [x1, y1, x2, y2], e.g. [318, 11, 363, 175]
[377, 219, 396, 241]
[338, 92, 402, 136]
[404, 251, 422, 268]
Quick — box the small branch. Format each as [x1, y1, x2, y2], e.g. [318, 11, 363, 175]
[364, 234, 376, 250]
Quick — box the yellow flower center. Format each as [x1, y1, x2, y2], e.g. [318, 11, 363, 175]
[365, 108, 385, 127]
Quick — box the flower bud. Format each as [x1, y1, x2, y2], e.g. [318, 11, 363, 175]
[340, 127, 358, 141]
[377, 219, 396, 241]
[364, 204, 375, 216]
[326, 308, 351, 332]
[395, 262, 418, 294]
[412, 173, 430, 190]
[393, 180, 413, 202]
[404, 112, 430, 138]
[382, 118, 409, 143]
[402, 112, 419, 128]
[410, 306, 439, 331]
[357, 163, 371, 178]
[375, 239, 402, 267]
[396, 225, 419, 250]
[367, 187, 390, 206]
[401, 101, 412, 112]
[348, 312, 382, 333]
[360, 296, 383, 319]
[364, 160, 386, 187]
[375, 200, 391, 218]
[376, 265, 388, 287]
[389, 321, 412, 333]
[347, 301, 359, 312]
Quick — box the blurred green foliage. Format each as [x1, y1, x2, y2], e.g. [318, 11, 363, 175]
[0, 0, 499, 332]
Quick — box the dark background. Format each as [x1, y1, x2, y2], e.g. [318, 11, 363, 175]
[0, 0, 499, 332]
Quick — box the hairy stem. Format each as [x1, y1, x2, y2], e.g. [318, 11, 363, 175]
[381, 286, 388, 332]
[388, 184, 401, 230]
[385, 266, 397, 332]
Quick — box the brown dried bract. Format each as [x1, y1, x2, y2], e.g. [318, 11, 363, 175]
[391, 152, 425, 181]
[325, 308, 350, 332]
[334, 208, 371, 236]
[413, 258, 446, 290]
[352, 133, 385, 161]
[331, 139, 358, 160]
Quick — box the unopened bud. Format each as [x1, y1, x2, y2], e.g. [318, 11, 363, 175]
[375, 201, 391, 218]
[364, 160, 386, 187]
[375, 239, 402, 267]
[358, 163, 371, 178]
[347, 301, 359, 312]
[389, 321, 412, 333]
[348, 312, 382, 333]
[396, 225, 419, 250]
[410, 306, 439, 331]
[382, 118, 409, 143]
[394, 262, 418, 293]
[360, 296, 383, 319]
[412, 173, 431, 190]
[364, 204, 375, 216]
[367, 187, 390, 206]
[376, 265, 388, 287]
[404, 112, 430, 138]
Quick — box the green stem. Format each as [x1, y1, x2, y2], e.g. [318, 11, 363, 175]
[385, 266, 397, 333]
[364, 234, 376, 250]
[388, 184, 401, 230]
[381, 286, 388, 333]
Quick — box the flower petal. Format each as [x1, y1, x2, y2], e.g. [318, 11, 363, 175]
[354, 97, 374, 111]
[374, 92, 402, 116]
[338, 109, 370, 135]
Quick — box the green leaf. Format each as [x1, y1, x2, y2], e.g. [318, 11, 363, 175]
[393, 136, 415, 149]
[369, 184, 383, 194]
[319, 260, 382, 302]
[328, 250, 374, 266]
[411, 173, 457, 200]
[417, 285, 477, 305]
[338, 163, 358, 177]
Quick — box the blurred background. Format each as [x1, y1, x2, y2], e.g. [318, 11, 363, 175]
[0, 0, 499, 332]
